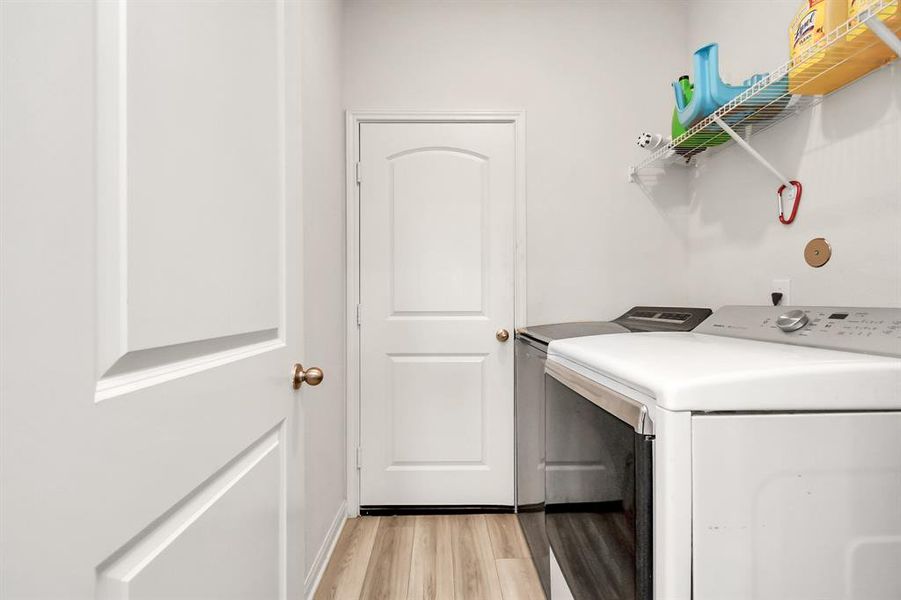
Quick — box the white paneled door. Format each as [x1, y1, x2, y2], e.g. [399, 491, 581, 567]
[359, 122, 516, 507]
[1, 1, 306, 598]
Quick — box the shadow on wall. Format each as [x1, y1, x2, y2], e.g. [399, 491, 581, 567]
[632, 165, 693, 211]
[820, 63, 898, 142]
[687, 105, 810, 244]
[631, 104, 811, 245]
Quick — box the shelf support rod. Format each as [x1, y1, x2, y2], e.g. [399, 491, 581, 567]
[865, 14, 901, 57]
[712, 116, 793, 188]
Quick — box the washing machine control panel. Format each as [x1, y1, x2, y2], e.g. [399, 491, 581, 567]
[696, 306, 901, 357]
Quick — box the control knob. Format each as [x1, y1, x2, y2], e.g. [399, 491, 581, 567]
[777, 309, 809, 332]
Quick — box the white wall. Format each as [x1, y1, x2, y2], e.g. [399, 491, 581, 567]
[344, 0, 901, 319]
[343, 0, 693, 324]
[678, 0, 901, 308]
[301, 0, 346, 583]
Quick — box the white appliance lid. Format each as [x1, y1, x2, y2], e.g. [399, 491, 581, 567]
[547, 332, 901, 412]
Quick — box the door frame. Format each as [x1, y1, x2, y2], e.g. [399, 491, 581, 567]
[344, 110, 527, 516]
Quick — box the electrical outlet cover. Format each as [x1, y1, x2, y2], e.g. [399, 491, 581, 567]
[772, 278, 791, 305]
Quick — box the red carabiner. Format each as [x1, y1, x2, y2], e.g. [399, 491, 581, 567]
[777, 181, 802, 225]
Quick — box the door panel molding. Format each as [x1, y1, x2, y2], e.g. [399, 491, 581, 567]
[95, 0, 289, 401]
[385, 146, 490, 162]
[389, 149, 488, 316]
[95, 334, 284, 402]
[96, 423, 286, 599]
[388, 353, 488, 467]
[345, 110, 526, 516]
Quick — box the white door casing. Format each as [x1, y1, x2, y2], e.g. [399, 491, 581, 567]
[1, 1, 304, 597]
[357, 120, 519, 507]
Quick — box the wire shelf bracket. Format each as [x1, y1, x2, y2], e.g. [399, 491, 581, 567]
[710, 115, 803, 224]
[711, 115, 792, 188]
[866, 12, 901, 55]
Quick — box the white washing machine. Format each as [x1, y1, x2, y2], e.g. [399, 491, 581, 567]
[545, 306, 901, 600]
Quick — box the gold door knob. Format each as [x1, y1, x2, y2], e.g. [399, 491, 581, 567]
[292, 363, 324, 389]
[496, 328, 510, 342]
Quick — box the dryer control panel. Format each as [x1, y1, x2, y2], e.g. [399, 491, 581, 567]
[695, 306, 901, 357]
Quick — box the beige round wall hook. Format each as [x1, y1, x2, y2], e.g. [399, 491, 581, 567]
[804, 238, 832, 268]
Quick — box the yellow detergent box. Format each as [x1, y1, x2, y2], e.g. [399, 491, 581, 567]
[789, 0, 851, 94]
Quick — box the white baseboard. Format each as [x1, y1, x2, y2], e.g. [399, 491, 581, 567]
[304, 499, 348, 599]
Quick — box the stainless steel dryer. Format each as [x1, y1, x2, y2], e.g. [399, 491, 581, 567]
[514, 307, 711, 598]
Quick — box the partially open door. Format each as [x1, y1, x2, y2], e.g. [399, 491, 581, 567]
[1, 1, 307, 597]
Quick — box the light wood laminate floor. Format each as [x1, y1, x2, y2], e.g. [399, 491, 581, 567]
[314, 514, 545, 600]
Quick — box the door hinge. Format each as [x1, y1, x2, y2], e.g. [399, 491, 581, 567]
[356, 304, 362, 326]
[355, 447, 362, 470]
[355, 162, 361, 184]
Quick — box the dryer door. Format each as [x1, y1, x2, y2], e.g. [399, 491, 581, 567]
[545, 371, 653, 600]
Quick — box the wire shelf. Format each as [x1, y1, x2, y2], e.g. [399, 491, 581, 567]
[631, 0, 900, 175]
